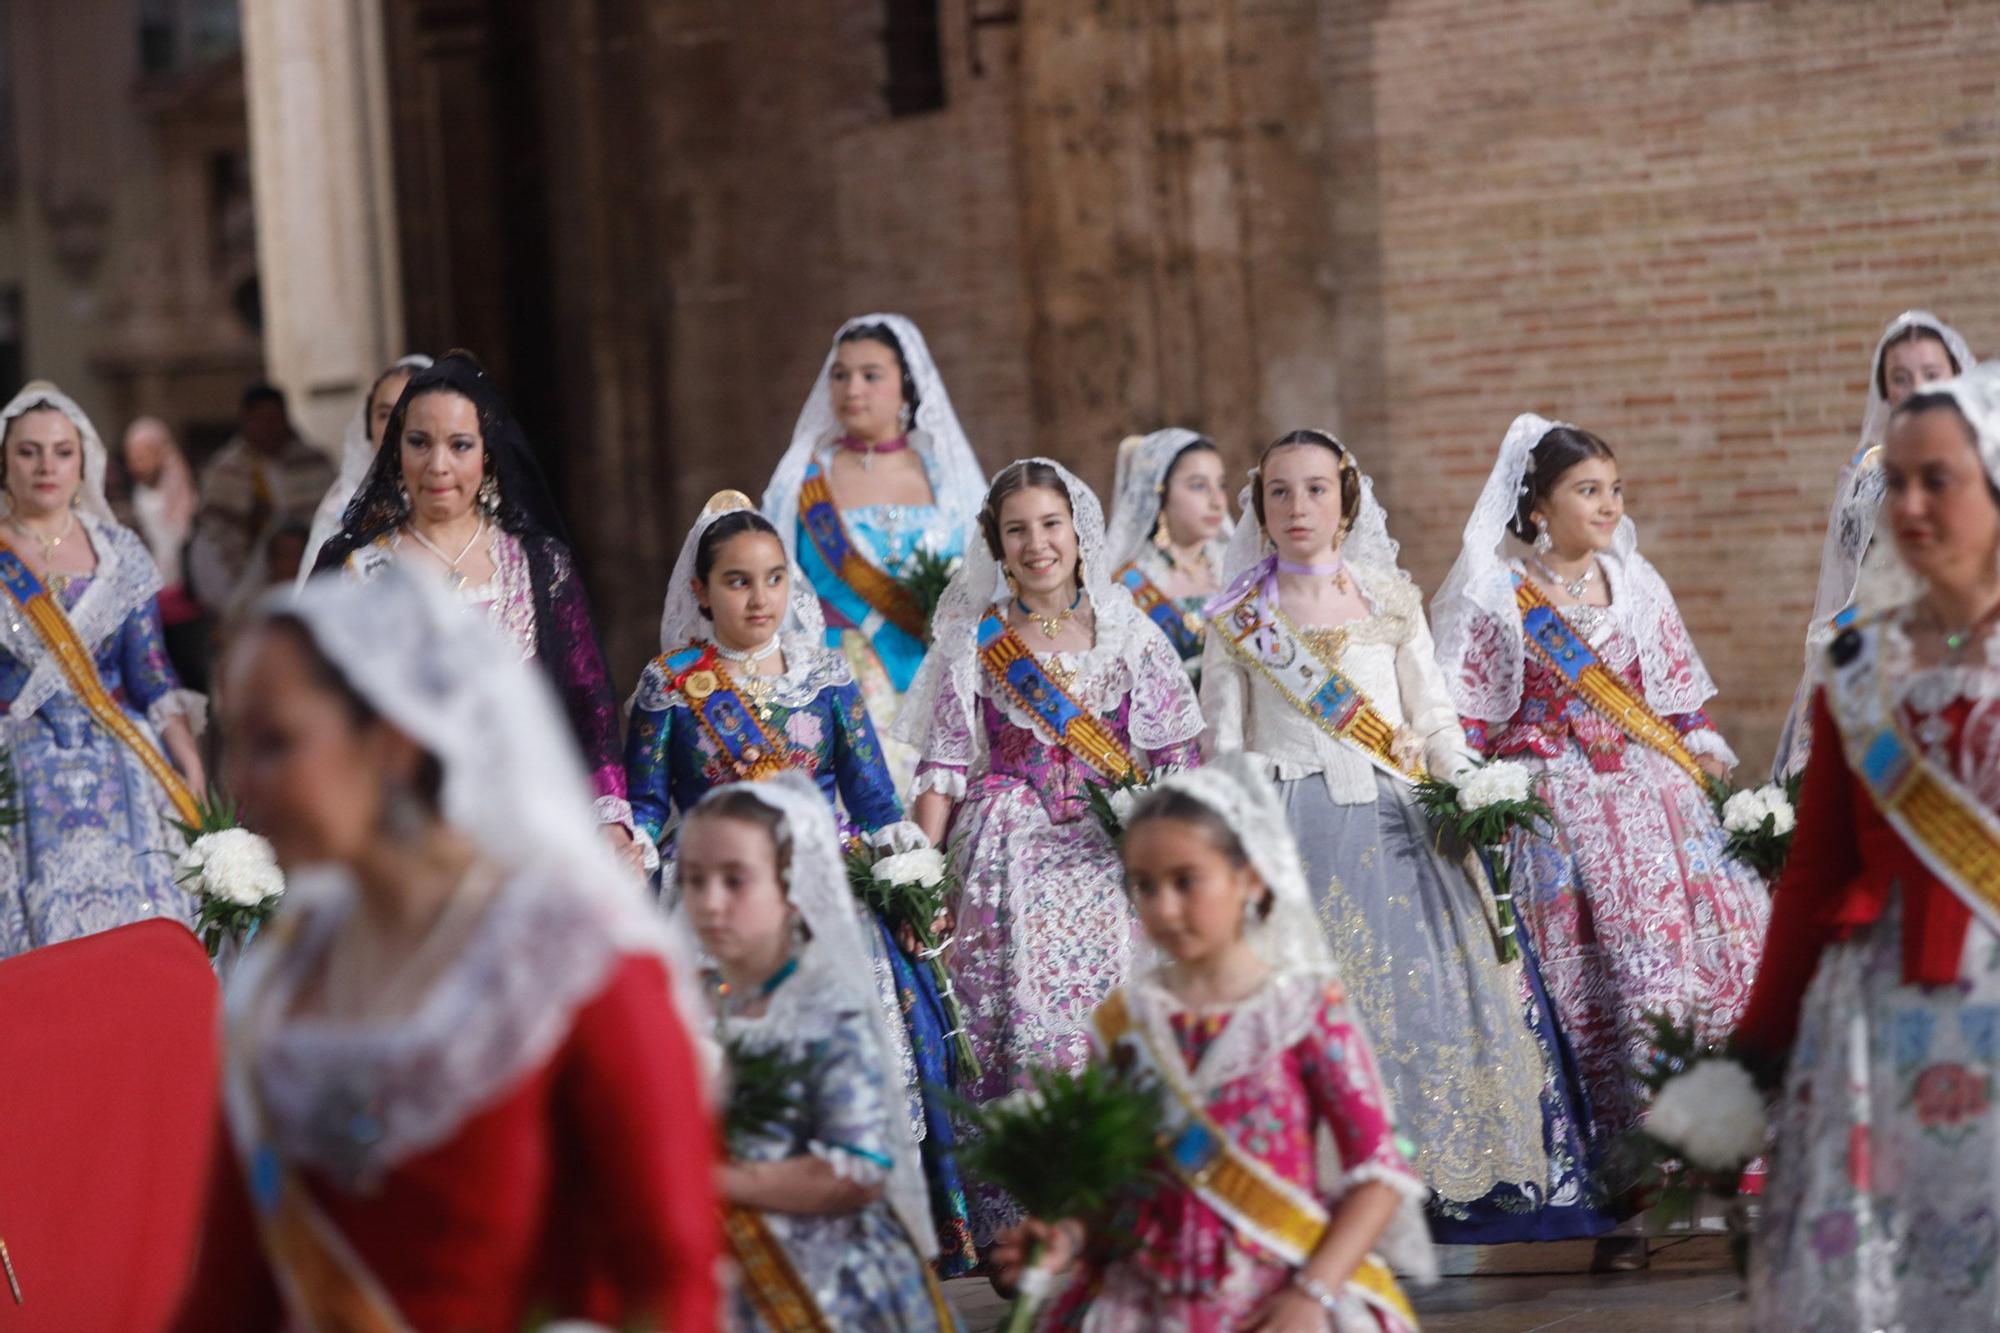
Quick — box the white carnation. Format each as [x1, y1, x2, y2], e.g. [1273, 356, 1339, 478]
[1108, 788, 1139, 824]
[1759, 784, 1797, 836]
[1458, 761, 1531, 811]
[178, 829, 285, 908]
[871, 847, 947, 889]
[1721, 789, 1767, 834]
[1646, 1059, 1767, 1171]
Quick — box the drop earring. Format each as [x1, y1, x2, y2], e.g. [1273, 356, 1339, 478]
[477, 471, 500, 515]
[1533, 516, 1553, 555]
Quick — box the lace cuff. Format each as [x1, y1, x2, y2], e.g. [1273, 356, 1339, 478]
[1332, 1159, 1429, 1207]
[807, 1139, 892, 1186]
[911, 764, 967, 800]
[865, 820, 930, 853]
[1680, 729, 1739, 769]
[147, 688, 208, 737]
[595, 795, 638, 830]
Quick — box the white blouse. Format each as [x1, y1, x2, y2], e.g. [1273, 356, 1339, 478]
[1198, 561, 1473, 806]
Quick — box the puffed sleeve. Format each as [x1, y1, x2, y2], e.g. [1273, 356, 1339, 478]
[623, 658, 678, 855]
[555, 954, 722, 1332]
[1127, 617, 1206, 762]
[911, 659, 978, 801]
[804, 1006, 899, 1185]
[1294, 981, 1426, 1204]
[1196, 630, 1247, 758]
[1396, 609, 1475, 781]
[117, 594, 203, 733]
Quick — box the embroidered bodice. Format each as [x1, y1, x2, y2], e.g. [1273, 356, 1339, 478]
[1199, 563, 1469, 805]
[1107, 972, 1421, 1297]
[625, 634, 904, 846]
[911, 615, 1204, 824]
[1454, 559, 1733, 772]
[0, 575, 185, 732]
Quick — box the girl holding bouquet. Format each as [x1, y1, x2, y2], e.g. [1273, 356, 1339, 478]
[901, 458, 1204, 1241]
[994, 756, 1431, 1331]
[682, 774, 958, 1330]
[1431, 415, 1768, 1263]
[1200, 430, 1596, 1239]
[628, 489, 975, 1270]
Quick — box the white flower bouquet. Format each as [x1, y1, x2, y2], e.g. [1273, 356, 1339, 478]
[1614, 1011, 1771, 1270]
[1714, 779, 1799, 879]
[173, 788, 284, 959]
[1412, 758, 1550, 962]
[844, 838, 980, 1079]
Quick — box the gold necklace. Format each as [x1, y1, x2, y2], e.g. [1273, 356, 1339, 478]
[12, 512, 77, 593]
[1015, 592, 1080, 641]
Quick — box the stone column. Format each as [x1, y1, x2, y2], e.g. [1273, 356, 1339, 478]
[238, 0, 404, 451]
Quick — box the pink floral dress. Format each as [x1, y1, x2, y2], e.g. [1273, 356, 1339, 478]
[1047, 970, 1423, 1332]
[913, 625, 1203, 1240]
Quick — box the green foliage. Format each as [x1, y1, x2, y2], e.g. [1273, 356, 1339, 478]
[955, 1061, 1168, 1222]
[722, 1035, 825, 1151]
[170, 784, 242, 844]
[901, 549, 962, 635]
[1083, 771, 1147, 844]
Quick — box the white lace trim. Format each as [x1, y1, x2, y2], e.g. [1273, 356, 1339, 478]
[146, 687, 207, 736]
[910, 766, 966, 800]
[1680, 729, 1738, 768]
[864, 820, 929, 853]
[236, 866, 624, 1191]
[0, 516, 165, 723]
[632, 631, 849, 712]
[1105, 427, 1236, 572]
[807, 1139, 893, 1186]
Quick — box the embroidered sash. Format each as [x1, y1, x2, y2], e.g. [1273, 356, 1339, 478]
[1512, 574, 1708, 788]
[1825, 618, 2000, 936]
[1208, 589, 1419, 781]
[0, 542, 201, 826]
[1093, 989, 1416, 1325]
[662, 644, 801, 782]
[723, 1206, 833, 1333]
[797, 463, 928, 641]
[975, 611, 1137, 783]
[1115, 561, 1203, 659]
[225, 943, 415, 1333]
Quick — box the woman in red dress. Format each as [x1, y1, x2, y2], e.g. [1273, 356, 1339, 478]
[172, 565, 720, 1332]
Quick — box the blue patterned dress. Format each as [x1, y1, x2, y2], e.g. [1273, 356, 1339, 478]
[720, 953, 959, 1330]
[625, 632, 978, 1271]
[0, 520, 199, 957]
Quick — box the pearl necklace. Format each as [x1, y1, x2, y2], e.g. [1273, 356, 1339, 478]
[1532, 554, 1598, 601]
[403, 515, 486, 591]
[716, 635, 782, 667]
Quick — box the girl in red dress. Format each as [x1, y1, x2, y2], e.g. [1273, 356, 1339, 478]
[172, 565, 720, 1332]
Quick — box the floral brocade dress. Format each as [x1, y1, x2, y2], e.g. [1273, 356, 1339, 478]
[625, 634, 978, 1270]
[913, 617, 1204, 1240]
[1046, 969, 1422, 1333]
[1453, 562, 1769, 1146]
[1, 528, 202, 956]
[719, 954, 959, 1331]
[1743, 623, 2000, 1329]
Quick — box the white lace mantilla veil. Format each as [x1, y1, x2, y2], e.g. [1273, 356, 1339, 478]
[889, 456, 1141, 752]
[2, 380, 119, 524]
[719, 771, 939, 1258]
[1213, 435, 1406, 593]
[760, 313, 985, 561]
[1429, 412, 1717, 724]
[233, 568, 712, 1097]
[1848, 359, 2000, 621]
[1105, 428, 1236, 572]
[0, 382, 201, 728]
[656, 489, 827, 654]
[1130, 753, 1437, 1282]
[1805, 312, 1979, 649]
[298, 353, 434, 589]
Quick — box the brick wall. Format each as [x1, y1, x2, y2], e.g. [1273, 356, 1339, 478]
[1322, 0, 2000, 772]
[498, 0, 2000, 770]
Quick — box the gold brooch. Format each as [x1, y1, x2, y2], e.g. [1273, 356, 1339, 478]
[683, 670, 719, 701]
